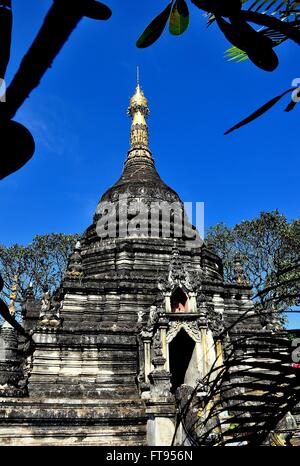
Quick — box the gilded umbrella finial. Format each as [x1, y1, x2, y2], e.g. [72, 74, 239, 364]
[8, 274, 19, 316]
[127, 70, 152, 160]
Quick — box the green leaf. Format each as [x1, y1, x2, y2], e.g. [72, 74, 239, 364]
[225, 45, 249, 62]
[169, 0, 190, 36]
[136, 2, 173, 48]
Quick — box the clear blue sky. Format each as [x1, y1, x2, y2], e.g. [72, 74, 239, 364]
[0, 1, 299, 327]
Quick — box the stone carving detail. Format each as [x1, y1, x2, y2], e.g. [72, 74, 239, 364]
[196, 293, 209, 323]
[108, 185, 179, 205]
[157, 246, 200, 300]
[38, 286, 63, 328]
[233, 253, 249, 286]
[152, 332, 163, 359]
[18, 353, 33, 393]
[167, 320, 202, 343]
[184, 268, 199, 292]
[148, 333, 173, 400]
[168, 247, 198, 292]
[143, 305, 160, 334]
[52, 287, 64, 315]
[40, 287, 51, 315]
[66, 241, 83, 278]
[207, 307, 224, 337]
[137, 310, 145, 324]
[168, 248, 186, 285]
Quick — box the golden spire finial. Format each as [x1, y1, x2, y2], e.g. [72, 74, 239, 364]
[127, 69, 153, 162]
[8, 274, 19, 316]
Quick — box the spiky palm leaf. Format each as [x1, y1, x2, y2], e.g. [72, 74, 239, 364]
[246, 0, 300, 18]
[225, 26, 290, 61]
[207, 0, 299, 26]
[224, 0, 300, 63]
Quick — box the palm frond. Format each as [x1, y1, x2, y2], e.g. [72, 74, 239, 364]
[224, 27, 288, 62]
[246, 0, 295, 15]
[206, 0, 300, 61]
[225, 46, 249, 62]
[225, 16, 300, 63]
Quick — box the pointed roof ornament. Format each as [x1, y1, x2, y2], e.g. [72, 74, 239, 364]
[233, 252, 249, 286]
[126, 68, 153, 164]
[98, 71, 182, 217]
[8, 274, 19, 316]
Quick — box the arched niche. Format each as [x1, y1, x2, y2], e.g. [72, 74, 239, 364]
[170, 287, 189, 313]
[168, 328, 198, 393]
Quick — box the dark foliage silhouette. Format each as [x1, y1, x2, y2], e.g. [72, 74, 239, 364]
[172, 310, 300, 446]
[137, 0, 300, 133]
[0, 0, 111, 181]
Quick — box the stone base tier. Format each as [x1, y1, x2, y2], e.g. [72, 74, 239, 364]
[0, 397, 147, 446]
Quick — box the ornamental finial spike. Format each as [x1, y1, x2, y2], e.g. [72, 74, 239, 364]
[233, 252, 249, 286]
[8, 274, 19, 316]
[127, 70, 152, 158]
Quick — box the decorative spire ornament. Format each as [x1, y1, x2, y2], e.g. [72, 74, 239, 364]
[8, 274, 18, 316]
[66, 240, 83, 277]
[126, 70, 153, 163]
[233, 253, 249, 286]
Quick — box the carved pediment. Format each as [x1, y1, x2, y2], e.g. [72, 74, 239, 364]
[167, 320, 202, 344]
[157, 246, 201, 295]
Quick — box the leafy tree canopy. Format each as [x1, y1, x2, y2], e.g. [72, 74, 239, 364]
[0, 233, 79, 316]
[206, 210, 300, 313]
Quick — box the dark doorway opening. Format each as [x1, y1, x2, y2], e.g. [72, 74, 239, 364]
[169, 329, 195, 393]
[171, 287, 189, 312]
